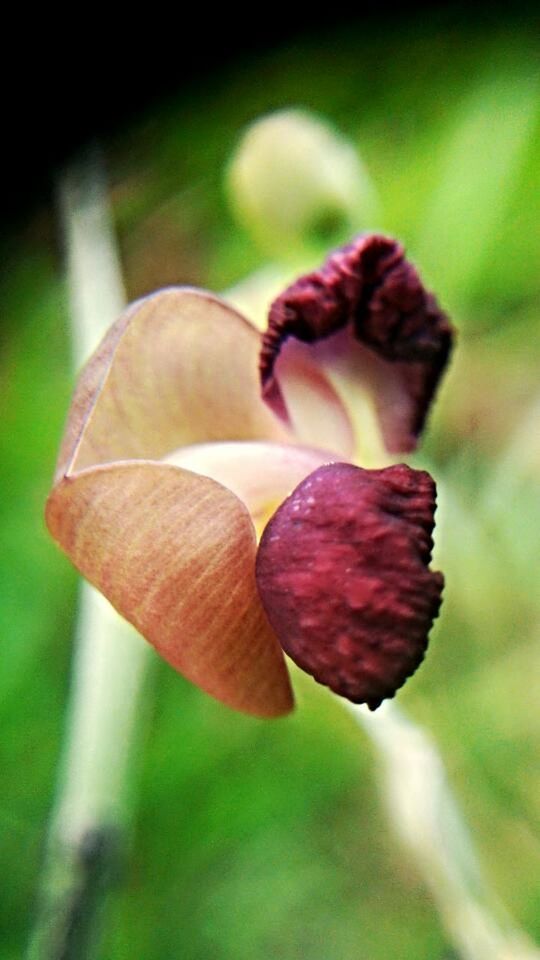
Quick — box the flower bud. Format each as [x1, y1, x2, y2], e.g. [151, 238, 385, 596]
[227, 109, 378, 257]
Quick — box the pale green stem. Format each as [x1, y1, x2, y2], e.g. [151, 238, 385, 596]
[346, 701, 540, 960]
[60, 144, 127, 367]
[27, 149, 152, 960]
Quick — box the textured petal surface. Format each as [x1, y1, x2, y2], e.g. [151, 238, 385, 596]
[260, 234, 453, 454]
[46, 462, 293, 717]
[256, 462, 443, 709]
[56, 287, 288, 482]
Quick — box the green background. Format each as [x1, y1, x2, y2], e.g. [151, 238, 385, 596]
[2, 16, 539, 959]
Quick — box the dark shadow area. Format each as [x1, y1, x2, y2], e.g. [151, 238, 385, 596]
[3, 2, 537, 229]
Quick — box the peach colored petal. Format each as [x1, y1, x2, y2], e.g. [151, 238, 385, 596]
[165, 441, 336, 524]
[56, 287, 289, 482]
[46, 462, 293, 718]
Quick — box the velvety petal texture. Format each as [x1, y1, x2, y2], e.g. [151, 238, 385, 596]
[47, 288, 296, 717]
[260, 234, 454, 454]
[255, 462, 444, 709]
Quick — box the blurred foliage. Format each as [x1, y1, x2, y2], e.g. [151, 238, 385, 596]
[1, 16, 539, 960]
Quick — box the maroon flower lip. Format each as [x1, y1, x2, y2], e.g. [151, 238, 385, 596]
[255, 462, 444, 709]
[260, 234, 454, 453]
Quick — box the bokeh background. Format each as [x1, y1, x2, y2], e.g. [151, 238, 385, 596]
[2, 11, 539, 959]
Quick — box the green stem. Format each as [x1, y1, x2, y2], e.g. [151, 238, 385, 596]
[27, 149, 152, 960]
[347, 701, 540, 960]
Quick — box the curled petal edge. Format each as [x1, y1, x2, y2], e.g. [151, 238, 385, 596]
[260, 234, 454, 455]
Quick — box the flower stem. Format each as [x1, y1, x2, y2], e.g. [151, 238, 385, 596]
[27, 148, 152, 960]
[346, 701, 540, 960]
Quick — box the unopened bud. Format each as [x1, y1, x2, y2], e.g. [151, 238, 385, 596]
[227, 109, 378, 256]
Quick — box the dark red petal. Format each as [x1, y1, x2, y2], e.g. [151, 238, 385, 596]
[255, 462, 444, 709]
[260, 234, 454, 451]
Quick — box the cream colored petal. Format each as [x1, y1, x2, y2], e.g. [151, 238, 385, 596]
[56, 287, 289, 482]
[165, 441, 335, 525]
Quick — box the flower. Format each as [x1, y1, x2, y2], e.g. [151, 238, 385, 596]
[46, 235, 453, 718]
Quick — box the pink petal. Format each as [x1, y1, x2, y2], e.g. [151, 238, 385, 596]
[165, 441, 336, 523]
[256, 462, 443, 709]
[46, 462, 293, 717]
[260, 343, 355, 457]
